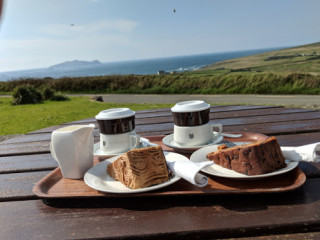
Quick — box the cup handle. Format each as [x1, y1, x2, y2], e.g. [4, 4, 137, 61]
[129, 133, 141, 149]
[210, 123, 223, 138]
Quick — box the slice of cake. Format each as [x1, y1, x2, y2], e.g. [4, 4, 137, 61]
[206, 136, 286, 175]
[107, 146, 170, 189]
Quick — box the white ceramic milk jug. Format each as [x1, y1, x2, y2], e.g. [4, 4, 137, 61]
[50, 124, 95, 179]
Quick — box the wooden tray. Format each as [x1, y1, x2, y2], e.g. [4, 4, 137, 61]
[33, 133, 306, 199]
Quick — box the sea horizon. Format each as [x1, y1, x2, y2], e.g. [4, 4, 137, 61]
[0, 47, 282, 82]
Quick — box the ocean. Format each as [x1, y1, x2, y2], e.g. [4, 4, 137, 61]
[0, 48, 279, 82]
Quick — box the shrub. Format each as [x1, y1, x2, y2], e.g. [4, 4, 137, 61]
[12, 86, 43, 105]
[2, 72, 320, 95]
[50, 94, 70, 101]
[42, 87, 55, 100]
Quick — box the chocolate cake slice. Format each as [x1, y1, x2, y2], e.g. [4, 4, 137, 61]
[206, 136, 286, 175]
[107, 146, 170, 189]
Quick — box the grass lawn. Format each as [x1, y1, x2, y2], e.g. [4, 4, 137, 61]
[0, 96, 172, 135]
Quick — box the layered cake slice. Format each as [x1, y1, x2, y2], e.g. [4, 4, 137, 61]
[107, 146, 170, 189]
[206, 136, 286, 175]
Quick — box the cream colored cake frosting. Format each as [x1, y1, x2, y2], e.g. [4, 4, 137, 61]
[107, 146, 170, 189]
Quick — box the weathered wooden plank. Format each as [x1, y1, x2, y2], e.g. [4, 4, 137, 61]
[135, 105, 281, 119]
[62, 107, 314, 127]
[135, 110, 320, 126]
[0, 154, 57, 174]
[2, 120, 320, 156]
[0, 171, 50, 201]
[2, 130, 100, 145]
[141, 108, 314, 125]
[0, 141, 50, 156]
[73, 105, 280, 119]
[38, 105, 281, 127]
[135, 105, 241, 113]
[0, 137, 99, 157]
[234, 232, 320, 240]
[1, 178, 320, 239]
[226, 120, 320, 136]
[218, 111, 320, 126]
[24, 106, 309, 136]
[2, 133, 53, 144]
[91, 107, 312, 126]
[276, 132, 320, 146]
[134, 117, 320, 136]
[5, 109, 317, 145]
[212, 107, 314, 119]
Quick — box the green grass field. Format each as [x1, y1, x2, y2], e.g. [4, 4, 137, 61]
[198, 42, 320, 74]
[0, 97, 171, 135]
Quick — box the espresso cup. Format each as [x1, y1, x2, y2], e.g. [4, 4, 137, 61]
[173, 123, 222, 146]
[95, 108, 140, 154]
[171, 100, 223, 146]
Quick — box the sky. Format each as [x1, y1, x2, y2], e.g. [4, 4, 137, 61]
[0, 0, 319, 72]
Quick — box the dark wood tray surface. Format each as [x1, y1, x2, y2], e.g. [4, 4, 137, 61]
[33, 133, 306, 198]
[33, 165, 305, 198]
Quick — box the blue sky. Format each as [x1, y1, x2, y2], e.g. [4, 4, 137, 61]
[0, 0, 319, 71]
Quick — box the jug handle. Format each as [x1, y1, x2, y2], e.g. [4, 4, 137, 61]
[50, 142, 58, 162]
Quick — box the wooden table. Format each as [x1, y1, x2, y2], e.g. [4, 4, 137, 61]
[1, 104, 320, 239]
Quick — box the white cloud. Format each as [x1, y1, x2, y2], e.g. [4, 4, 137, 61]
[0, 18, 140, 71]
[0, 32, 138, 71]
[39, 19, 139, 37]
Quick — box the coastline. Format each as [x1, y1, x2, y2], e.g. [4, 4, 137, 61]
[0, 48, 278, 81]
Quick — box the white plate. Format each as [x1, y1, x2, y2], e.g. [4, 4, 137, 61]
[162, 134, 223, 153]
[84, 151, 186, 193]
[94, 137, 157, 158]
[190, 144, 299, 179]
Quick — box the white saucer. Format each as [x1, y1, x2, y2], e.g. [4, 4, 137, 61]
[190, 144, 299, 180]
[94, 137, 157, 158]
[84, 151, 185, 194]
[162, 134, 223, 153]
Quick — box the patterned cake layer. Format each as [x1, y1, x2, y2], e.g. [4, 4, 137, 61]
[107, 146, 169, 189]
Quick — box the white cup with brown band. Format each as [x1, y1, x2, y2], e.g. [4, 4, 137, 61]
[95, 108, 140, 154]
[171, 100, 222, 146]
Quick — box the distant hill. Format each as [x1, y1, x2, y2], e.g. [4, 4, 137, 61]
[198, 42, 320, 74]
[49, 60, 102, 69]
